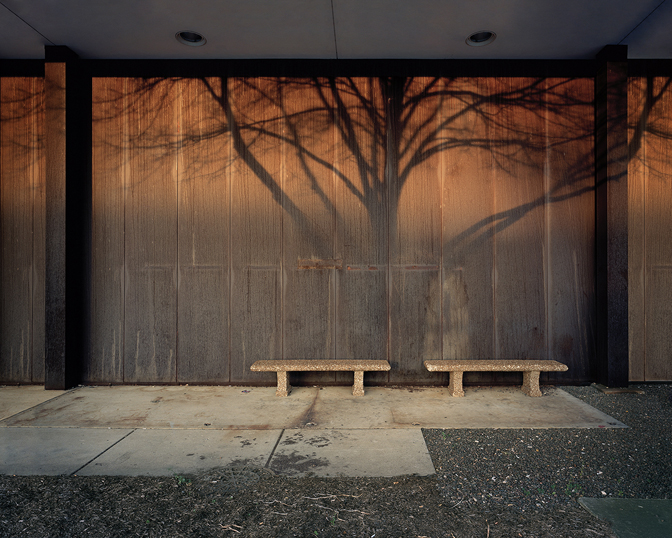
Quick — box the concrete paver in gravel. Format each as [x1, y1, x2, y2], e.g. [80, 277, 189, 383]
[75, 429, 281, 476]
[579, 498, 672, 538]
[0, 427, 133, 475]
[270, 429, 435, 477]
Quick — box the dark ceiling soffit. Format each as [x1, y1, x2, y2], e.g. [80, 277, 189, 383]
[0, 59, 44, 76]
[628, 59, 672, 76]
[5, 58, 670, 79]
[81, 59, 597, 78]
[45, 46, 79, 63]
[596, 45, 628, 63]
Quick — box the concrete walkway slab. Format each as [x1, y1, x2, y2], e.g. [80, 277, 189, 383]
[579, 498, 672, 538]
[76, 429, 280, 476]
[2, 385, 314, 429]
[0, 427, 132, 475]
[270, 429, 435, 477]
[0, 385, 627, 478]
[1, 385, 626, 430]
[360, 386, 627, 429]
[0, 386, 67, 421]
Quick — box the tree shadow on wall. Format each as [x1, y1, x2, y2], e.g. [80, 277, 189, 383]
[94, 76, 600, 255]
[85, 74, 672, 382]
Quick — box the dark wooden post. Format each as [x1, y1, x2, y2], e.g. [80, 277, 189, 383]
[595, 45, 629, 387]
[44, 46, 91, 389]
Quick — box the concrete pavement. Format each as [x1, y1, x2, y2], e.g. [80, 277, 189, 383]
[0, 384, 625, 478]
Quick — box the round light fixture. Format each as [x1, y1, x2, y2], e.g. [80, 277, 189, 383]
[176, 31, 207, 47]
[466, 31, 496, 47]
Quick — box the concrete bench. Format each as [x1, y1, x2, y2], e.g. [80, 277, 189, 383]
[424, 359, 568, 397]
[250, 359, 391, 397]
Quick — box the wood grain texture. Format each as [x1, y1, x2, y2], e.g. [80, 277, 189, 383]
[177, 78, 230, 383]
[228, 77, 283, 383]
[644, 77, 672, 381]
[544, 78, 595, 383]
[0, 77, 44, 382]
[281, 79, 336, 382]
[489, 78, 547, 361]
[333, 79, 388, 382]
[31, 78, 46, 383]
[389, 78, 442, 383]
[627, 77, 647, 382]
[89, 77, 125, 382]
[123, 78, 178, 382]
[442, 78, 495, 363]
[43, 60, 67, 389]
[80, 75, 605, 386]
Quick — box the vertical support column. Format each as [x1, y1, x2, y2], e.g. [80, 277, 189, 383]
[44, 46, 91, 389]
[595, 45, 629, 387]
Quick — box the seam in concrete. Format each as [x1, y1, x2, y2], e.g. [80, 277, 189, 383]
[70, 429, 136, 476]
[0, 386, 82, 424]
[265, 429, 285, 468]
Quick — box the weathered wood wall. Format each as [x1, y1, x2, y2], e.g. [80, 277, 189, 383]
[0, 77, 45, 383]
[3, 72, 671, 385]
[629, 76, 672, 382]
[86, 76, 596, 385]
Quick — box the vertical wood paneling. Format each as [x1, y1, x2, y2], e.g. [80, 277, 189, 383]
[442, 78, 495, 363]
[81, 74, 604, 386]
[334, 78, 388, 385]
[627, 77, 647, 382]
[490, 78, 547, 360]
[229, 77, 283, 383]
[31, 78, 46, 383]
[89, 78, 125, 382]
[545, 78, 595, 382]
[177, 78, 230, 383]
[645, 78, 672, 381]
[281, 78, 336, 382]
[1, 77, 43, 382]
[389, 78, 442, 383]
[123, 78, 177, 382]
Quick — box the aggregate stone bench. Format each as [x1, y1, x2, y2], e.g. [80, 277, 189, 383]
[424, 359, 568, 397]
[250, 359, 391, 397]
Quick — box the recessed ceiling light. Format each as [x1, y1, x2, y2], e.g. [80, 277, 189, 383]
[466, 31, 496, 47]
[176, 31, 207, 47]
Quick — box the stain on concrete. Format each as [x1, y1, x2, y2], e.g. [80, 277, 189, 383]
[305, 435, 331, 448]
[290, 389, 320, 429]
[270, 451, 329, 476]
[280, 432, 304, 446]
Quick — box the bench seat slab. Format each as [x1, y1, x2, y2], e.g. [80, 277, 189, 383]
[250, 360, 390, 397]
[424, 360, 567, 397]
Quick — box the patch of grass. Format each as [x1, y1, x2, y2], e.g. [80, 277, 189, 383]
[173, 474, 192, 487]
[564, 481, 582, 497]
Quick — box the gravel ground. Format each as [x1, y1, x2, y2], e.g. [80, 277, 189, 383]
[427, 384, 672, 510]
[1, 383, 670, 537]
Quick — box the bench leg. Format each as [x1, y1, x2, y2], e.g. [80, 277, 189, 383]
[353, 371, 365, 397]
[522, 370, 542, 397]
[448, 371, 465, 397]
[275, 371, 291, 397]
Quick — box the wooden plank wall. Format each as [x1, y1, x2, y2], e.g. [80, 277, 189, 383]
[86, 76, 596, 385]
[228, 77, 282, 383]
[0, 77, 45, 383]
[629, 76, 672, 381]
[334, 78, 389, 385]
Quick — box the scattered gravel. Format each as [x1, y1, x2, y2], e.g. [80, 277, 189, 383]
[1, 383, 669, 537]
[426, 384, 672, 512]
